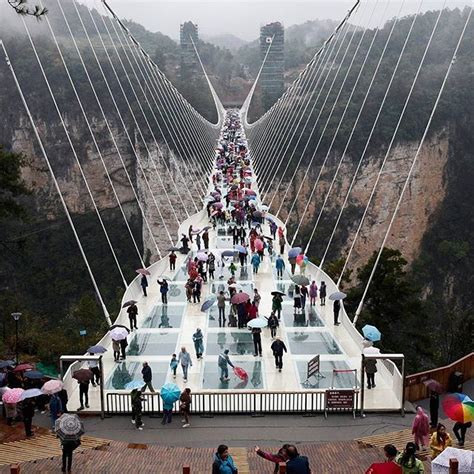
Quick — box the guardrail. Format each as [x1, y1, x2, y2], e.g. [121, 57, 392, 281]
[106, 390, 359, 415]
[405, 352, 474, 402]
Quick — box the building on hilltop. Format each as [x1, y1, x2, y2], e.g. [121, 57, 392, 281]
[180, 21, 199, 78]
[260, 22, 285, 111]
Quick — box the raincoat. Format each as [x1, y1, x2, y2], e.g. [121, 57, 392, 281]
[412, 407, 430, 448]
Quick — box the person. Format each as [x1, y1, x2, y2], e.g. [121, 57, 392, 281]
[202, 230, 209, 250]
[157, 279, 169, 304]
[218, 349, 234, 382]
[229, 261, 237, 277]
[193, 277, 202, 303]
[255, 444, 290, 474]
[300, 284, 308, 309]
[127, 303, 138, 330]
[412, 406, 430, 450]
[170, 353, 178, 378]
[253, 288, 261, 308]
[271, 337, 287, 372]
[193, 328, 204, 359]
[181, 234, 190, 253]
[196, 233, 201, 251]
[429, 423, 452, 459]
[185, 279, 194, 303]
[251, 252, 261, 274]
[61, 437, 81, 473]
[279, 236, 285, 255]
[289, 257, 297, 275]
[395, 442, 424, 473]
[178, 347, 192, 383]
[58, 388, 69, 414]
[429, 390, 439, 428]
[272, 293, 283, 320]
[384, 444, 399, 462]
[112, 339, 121, 362]
[453, 421, 471, 447]
[212, 444, 238, 474]
[293, 286, 302, 314]
[21, 398, 35, 437]
[131, 388, 144, 430]
[188, 225, 194, 243]
[77, 379, 89, 411]
[319, 281, 327, 306]
[237, 301, 247, 329]
[141, 362, 154, 392]
[267, 312, 279, 338]
[365, 357, 377, 389]
[217, 291, 227, 327]
[120, 337, 128, 361]
[333, 299, 341, 325]
[161, 393, 174, 425]
[50, 392, 63, 429]
[169, 251, 177, 271]
[252, 327, 262, 357]
[309, 281, 318, 306]
[365, 444, 400, 474]
[179, 387, 192, 428]
[140, 274, 148, 297]
[285, 445, 311, 474]
[248, 301, 258, 321]
[208, 253, 216, 280]
[88, 355, 101, 386]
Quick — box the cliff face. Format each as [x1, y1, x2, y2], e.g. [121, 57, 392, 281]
[270, 132, 449, 277]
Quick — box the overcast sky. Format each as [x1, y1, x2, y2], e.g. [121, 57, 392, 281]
[81, 1, 471, 41]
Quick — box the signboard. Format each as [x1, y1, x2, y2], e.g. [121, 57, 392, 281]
[325, 389, 356, 418]
[79, 330, 87, 336]
[307, 355, 320, 379]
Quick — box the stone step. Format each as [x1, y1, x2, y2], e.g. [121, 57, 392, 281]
[230, 447, 250, 474]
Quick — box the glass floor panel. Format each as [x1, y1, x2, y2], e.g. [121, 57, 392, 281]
[212, 265, 253, 282]
[287, 331, 342, 355]
[142, 305, 186, 329]
[211, 281, 254, 295]
[282, 306, 324, 327]
[295, 360, 358, 389]
[166, 284, 188, 303]
[127, 332, 179, 356]
[202, 360, 264, 389]
[106, 361, 169, 390]
[205, 332, 255, 355]
[272, 267, 294, 281]
[207, 306, 230, 328]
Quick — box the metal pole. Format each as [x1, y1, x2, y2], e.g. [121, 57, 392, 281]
[401, 357, 405, 417]
[360, 355, 365, 417]
[15, 320, 18, 364]
[99, 356, 105, 419]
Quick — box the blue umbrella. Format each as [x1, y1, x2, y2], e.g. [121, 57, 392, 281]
[160, 383, 181, 405]
[288, 247, 302, 258]
[20, 388, 42, 400]
[362, 325, 382, 342]
[234, 245, 247, 254]
[125, 380, 145, 390]
[221, 250, 235, 257]
[0, 360, 15, 369]
[201, 295, 217, 312]
[87, 345, 107, 354]
[24, 371, 44, 380]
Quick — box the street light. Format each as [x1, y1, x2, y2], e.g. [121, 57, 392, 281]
[11, 313, 21, 364]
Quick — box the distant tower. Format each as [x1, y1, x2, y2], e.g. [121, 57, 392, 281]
[180, 21, 199, 78]
[260, 22, 284, 111]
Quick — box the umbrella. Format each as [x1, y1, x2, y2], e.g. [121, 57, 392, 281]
[442, 393, 474, 423]
[211, 210, 219, 217]
[423, 378, 443, 394]
[253, 211, 263, 218]
[136, 268, 151, 276]
[247, 318, 268, 329]
[122, 300, 137, 308]
[2, 388, 24, 404]
[72, 368, 93, 383]
[228, 283, 243, 289]
[160, 383, 181, 405]
[231, 292, 250, 304]
[201, 295, 217, 312]
[191, 228, 201, 235]
[167, 246, 181, 252]
[363, 346, 380, 355]
[0, 360, 15, 369]
[271, 290, 285, 296]
[125, 380, 145, 390]
[20, 388, 42, 401]
[197, 253, 208, 261]
[109, 327, 129, 341]
[202, 226, 212, 231]
[55, 414, 84, 441]
[213, 202, 224, 209]
[288, 247, 302, 258]
[431, 447, 473, 473]
[362, 325, 382, 342]
[266, 216, 275, 223]
[221, 250, 235, 257]
[24, 370, 44, 380]
[263, 235, 274, 241]
[42, 379, 64, 395]
[234, 245, 247, 254]
[329, 291, 347, 301]
[110, 324, 130, 332]
[87, 345, 107, 354]
[254, 239, 264, 251]
[13, 364, 34, 373]
[291, 275, 310, 286]
[233, 367, 248, 381]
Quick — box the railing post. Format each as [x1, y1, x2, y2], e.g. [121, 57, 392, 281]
[10, 464, 20, 474]
[278, 462, 287, 473]
[183, 466, 191, 474]
[449, 458, 459, 474]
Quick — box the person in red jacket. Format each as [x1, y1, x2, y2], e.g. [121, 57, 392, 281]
[255, 444, 289, 473]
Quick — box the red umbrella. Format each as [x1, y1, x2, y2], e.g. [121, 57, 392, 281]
[233, 367, 248, 381]
[254, 239, 264, 251]
[13, 363, 34, 373]
[136, 268, 151, 276]
[231, 292, 250, 304]
[442, 393, 474, 423]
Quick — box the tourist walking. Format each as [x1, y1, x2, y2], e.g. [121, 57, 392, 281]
[300, 284, 308, 309]
[196, 233, 201, 251]
[193, 328, 204, 359]
[170, 353, 178, 379]
[21, 398, 35, 437]
[50, 393, 63, 429]
[253, 288, 261, 308]
[127, 302, 138, 330]
[255, 444, 289, 473]
[180, 388, 192, 428]
[272, 293, 283, 320]
[309, 281, 318, 306]
[208, 253, 216, 279]
[395, 442, 424, 473]
[319, 281, 327, 306]
[141, 274, 148, 297]
[252, 327, 262, 357]
[251, 252, 261, 274]
[112, 340, 121, 361]
[365, 358, 377, 389]
[285, 445, 311, 474]
[429, 424, 452, 459]
[333, 299, 341, 325]
[88, 355, 101, 386]
[429, 390, 439, 427]
[157, 279, 169, 304]
[271, 337, 287, 372]
[218, 349, 234, 382]
[217, 291, 227, 327]
[412, 406, 430, 450]
[131, 388, 144, 430]
[141, 362, 154, 392]
[120, 337, 128, 360]
[202, 230, 209, 250]
[293, 285, 302, 314]
[169, 251, 177, 271]
[453, 421, 472, 447]
[178, 347, 192, 383]
[61, 437, 81, 473]
[212, 444, 238, 474]
[267, 312, 279, 338]
[77, 380, 89, 411]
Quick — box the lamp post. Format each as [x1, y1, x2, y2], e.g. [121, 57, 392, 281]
[11, 313, 21, 364]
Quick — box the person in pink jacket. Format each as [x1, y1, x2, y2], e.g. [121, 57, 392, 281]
[309, 281, 318, 306]
[412, 406, 430, 450]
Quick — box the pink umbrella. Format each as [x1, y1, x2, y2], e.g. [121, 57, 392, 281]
[211, 210, 219, 217]
[191, 228, 201, 234]
[42, 379, 64, 395]
[254, 239, 264, 251]
[231, 292, 250, 304]
[197, 253, 208, 261]
[2, 388, 24, 404]
[213, 203, 223, 209]
[296, 254, 305, 265]
[136, 268, 151, 276]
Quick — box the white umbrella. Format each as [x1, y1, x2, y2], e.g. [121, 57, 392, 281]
[247, 318, 267, 329]
[431, 447, 473, 473]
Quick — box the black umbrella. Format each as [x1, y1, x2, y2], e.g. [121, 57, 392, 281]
[167, 246, 180, 252]
[122, 300, 137, 308]
[271, 291, 285, 296]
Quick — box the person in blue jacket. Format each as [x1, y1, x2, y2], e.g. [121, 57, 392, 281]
[212, 444, 238, 474]
[275, 255, 285, 278]
[251, 253, 261, 274]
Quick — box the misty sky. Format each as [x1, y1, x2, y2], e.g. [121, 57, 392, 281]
[80, 1, 471, 41]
